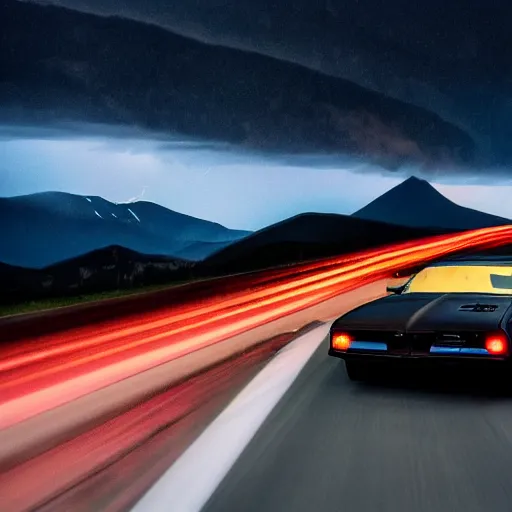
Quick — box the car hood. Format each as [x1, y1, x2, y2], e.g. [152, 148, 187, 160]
[332, 293, 512, 333]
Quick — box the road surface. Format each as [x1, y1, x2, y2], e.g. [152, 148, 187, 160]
[136, 323, 512, 512]
[203, 333, 512, 512]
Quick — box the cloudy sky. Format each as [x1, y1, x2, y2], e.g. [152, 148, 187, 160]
[1, 0, 511, 230]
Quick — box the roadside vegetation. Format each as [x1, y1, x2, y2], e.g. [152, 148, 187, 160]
[0, 281, 190, 318]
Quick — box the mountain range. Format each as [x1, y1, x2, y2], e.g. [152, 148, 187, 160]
[0, 192, 250, 268]
[2, 176, 511, 302]
[2, 177, 510, 271]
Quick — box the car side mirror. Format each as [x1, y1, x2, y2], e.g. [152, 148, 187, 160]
[386, 284, 405, 294]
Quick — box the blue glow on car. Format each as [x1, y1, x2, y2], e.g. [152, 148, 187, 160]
[349, 341, 387, 351]
[430, 346, 490, 355]
[430, 346, 461, 354]
[460, 347, 490, 355]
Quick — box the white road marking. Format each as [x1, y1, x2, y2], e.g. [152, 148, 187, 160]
[131, 323, 330, 512]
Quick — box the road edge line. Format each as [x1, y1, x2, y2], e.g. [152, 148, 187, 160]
[131, 322, 330, 512]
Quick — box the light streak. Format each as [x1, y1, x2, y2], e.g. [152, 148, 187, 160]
[1, 224, 511, 430]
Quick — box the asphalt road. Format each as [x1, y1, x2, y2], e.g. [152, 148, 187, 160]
[203, 335, 512, 512]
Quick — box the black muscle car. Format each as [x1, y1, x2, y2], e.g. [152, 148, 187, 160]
[329, 258, 512, 381]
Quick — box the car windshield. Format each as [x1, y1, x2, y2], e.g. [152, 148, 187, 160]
[403, 264, 512, 295]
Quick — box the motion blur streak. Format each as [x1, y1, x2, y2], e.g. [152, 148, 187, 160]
[0, 333, 295, 512]
[1, 225, 512, 430]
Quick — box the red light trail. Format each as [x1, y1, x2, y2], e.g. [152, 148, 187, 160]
[1, 225, 512, 430]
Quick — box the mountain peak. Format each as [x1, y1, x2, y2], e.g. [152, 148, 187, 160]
[402, 175, 425, 184]
[404, 175, 423, 182]
[395, 175, 431, 189]
[386, 175, 442, 200]
[353, 176, 510, 230]
[364, 176, 444, 206]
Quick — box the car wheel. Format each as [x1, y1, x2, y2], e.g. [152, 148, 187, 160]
[345, 361, 369, 381]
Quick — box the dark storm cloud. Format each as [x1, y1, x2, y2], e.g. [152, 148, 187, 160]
[5, 0, 512, 176]
[27, 1, 512, 98]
